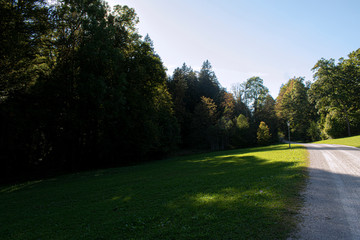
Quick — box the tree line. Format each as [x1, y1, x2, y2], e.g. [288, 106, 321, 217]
[1, 0, 360, 182]
[167, 64, 278, 151]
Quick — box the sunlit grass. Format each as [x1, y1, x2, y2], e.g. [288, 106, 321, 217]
[314, 134, 360, 148]
[0, 144, 307, 239]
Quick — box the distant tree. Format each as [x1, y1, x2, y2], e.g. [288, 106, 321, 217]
[275, 77, 315, 141]
[198, 60, 223, 105]
[167, 66, 188, 126]
[236, 114, 250, 129]
[231, 114, 252, 147]
[257, 121, 271, 146]
[231, 82, 251, 118]
[218, 116, 233, 150]
[220, 92, 236, 119]
[240, 77, 269, 114]
[254, 94, 278, 142]
[230, 77, 271, 145]
[167, 63, 199, 147]
[190, 96, 219, 149]
[168, 61, 226, 150]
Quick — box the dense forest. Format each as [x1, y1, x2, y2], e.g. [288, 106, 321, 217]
[1, 0, 360, 182]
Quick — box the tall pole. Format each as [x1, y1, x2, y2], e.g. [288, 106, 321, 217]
[287, 121, 291, 149]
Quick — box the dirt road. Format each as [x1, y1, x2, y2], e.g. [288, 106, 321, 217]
[290, 143, 360, 240]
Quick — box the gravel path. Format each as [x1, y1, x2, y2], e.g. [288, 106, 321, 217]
[289, 143, 360, 240]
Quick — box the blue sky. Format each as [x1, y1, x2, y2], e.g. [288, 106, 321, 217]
[107, 0, 360, 97]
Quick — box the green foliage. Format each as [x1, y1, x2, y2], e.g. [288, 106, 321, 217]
[198, 60, 223, 105]
[255, 94, 278, 143]
[167, 61, 229, 150]
[190, 96, 219, 149]
[307, 121, 321, 142]
[0, 0, 51, 100]
[0, 144, 307, 240]
[231, 114, 251, 147]
[239, 76, 269, 113]
[310, 49, 360, 137]
[0, 0, 179, 180]
[257, 121, 271, 145]
[323, 109, 348, 139]
[167, 66, 276, 150]
[221, 91, 236, 119]
[230, 77, 276, 145]
[275, 77, 316, 141]
[236, 114, 250, 129]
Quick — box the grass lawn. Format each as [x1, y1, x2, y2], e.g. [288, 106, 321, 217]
[0, 144, 307, 240]
[314, 135, 360, 148]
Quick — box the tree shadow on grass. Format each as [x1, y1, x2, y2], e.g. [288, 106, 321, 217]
[114, 152, 306, 240]
[4, 144, 360, 239]
[0, 145, 306, 240]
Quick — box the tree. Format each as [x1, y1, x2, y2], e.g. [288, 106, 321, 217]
[220, 92, 236, 119]
[216, 92, 237, 149]
[123, 37, 179, 160]
[240, 77, 269, 114]
[0, 0, 54, 180]
[254, 94, 278, 142]
[230, 77, 271, 145]
[275, 77, 315, 141]
[167, 65, 189, 126]
[167, 63, 200, 148]
[190, 96, 219, 150]
[257, 121, 271, 146]
[231, 82, 251, 119]
[0, 0, 180, 181]
[323, 110, 348, 139]
[307, 121, 321, 142]
[0, 0, 51, 100]
[198, 60, 223, 105]
[231, 114, 252, 147]
[167, 61, 226, 150]
[218, 116, 233, 150]
[310, 49, 360, 138]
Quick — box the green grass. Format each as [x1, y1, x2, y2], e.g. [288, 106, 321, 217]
[0, 144, 307, 240]
[314, 135, 360, 148]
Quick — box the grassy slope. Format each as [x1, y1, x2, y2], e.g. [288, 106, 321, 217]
[314, 135, 360, 148]
[0, 144, 307, 240]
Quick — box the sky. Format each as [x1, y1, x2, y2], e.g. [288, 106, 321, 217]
[107, 0, 360, 98]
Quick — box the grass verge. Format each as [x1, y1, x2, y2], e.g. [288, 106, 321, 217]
[314, 135, 360, 148]
[0, 144, 307, 240]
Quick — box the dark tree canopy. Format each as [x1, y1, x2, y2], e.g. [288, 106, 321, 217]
[0, 0, 178, 182]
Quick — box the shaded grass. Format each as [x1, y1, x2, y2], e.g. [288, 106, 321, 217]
[0, 144, 307, 239]
[314, 135, 360, 148]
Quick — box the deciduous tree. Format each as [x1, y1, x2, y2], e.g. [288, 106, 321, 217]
[257, 121, 271, 146]
[310, 49, 360, 138]
[275, 77, 315, 141]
